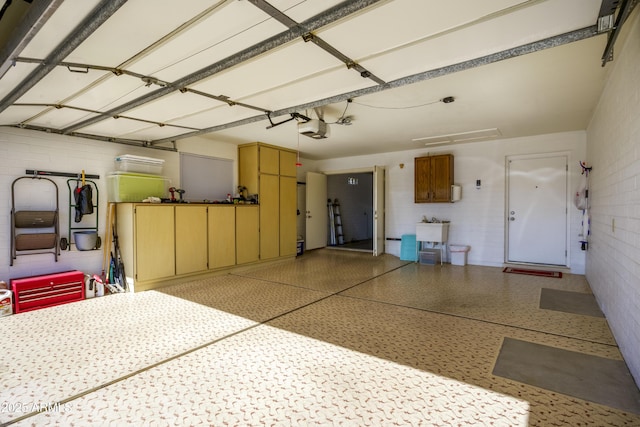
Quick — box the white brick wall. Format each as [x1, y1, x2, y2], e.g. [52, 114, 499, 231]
[586, 10, 640, 386]
[0, 128, 179, 281]
[315, 131, 587, 271]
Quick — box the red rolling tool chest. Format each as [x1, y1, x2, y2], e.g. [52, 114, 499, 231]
[10, 270, 85, 313]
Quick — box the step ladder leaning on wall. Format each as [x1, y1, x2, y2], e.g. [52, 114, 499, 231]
[328, 198, 345, 246]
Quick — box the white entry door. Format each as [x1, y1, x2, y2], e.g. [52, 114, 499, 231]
[305, 171, 327, 250]
[373, 166, 385, 256]
[507, 154, 568, 265]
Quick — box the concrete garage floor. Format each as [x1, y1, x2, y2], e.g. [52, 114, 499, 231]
[1, 249, 639, 425]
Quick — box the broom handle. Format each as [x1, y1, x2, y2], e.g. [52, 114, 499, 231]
[102, 203, 114, 282]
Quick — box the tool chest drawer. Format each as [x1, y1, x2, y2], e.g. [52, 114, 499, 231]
[11, 270, 85, 313]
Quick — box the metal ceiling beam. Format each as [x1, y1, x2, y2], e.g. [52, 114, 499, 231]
[0, 0, 129, 114]
[248, 0, 385, 84]
[61, 0, 384, 134]
[13, 123, 177, 151]
[149, 25, 600, 146]
[0, 0, 64, 79]
[601, 0, 638, 65]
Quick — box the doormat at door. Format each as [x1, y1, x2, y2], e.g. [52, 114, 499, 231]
[539, 288, 604, 318]
[493, 338, 640, 414]
[503, 267, 562, 278]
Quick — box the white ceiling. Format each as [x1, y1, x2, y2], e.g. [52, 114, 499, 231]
[0, 0, 627, 160]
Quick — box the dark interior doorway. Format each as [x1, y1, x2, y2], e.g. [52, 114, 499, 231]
[327, 172, 373, 252]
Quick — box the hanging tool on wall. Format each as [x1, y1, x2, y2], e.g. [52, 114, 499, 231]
[575, 161, 592, 250]
[74, 170, 94, 222]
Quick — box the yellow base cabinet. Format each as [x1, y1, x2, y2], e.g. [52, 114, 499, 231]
[236, 206, 259, 264]
[117, 204, 261, 291]
[176, 205, 208, 275]
[208, 205, 236, 269]
[117, 204, 176, 285]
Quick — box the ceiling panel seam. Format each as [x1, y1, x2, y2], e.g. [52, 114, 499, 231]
[0, 0, 129, 114]
[148, 25, 600, 146]
[59, 0, 384, 135]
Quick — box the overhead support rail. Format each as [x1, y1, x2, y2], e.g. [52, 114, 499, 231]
[301, 32, 386, 84]
[0, 0, 64, 79]
[0, 0, 129, 115]
[12, 58, 272, 117]
[150, 25, 600, 146]
[14, 123, 178, 151]
[600, 0, 638, 65]
[248, 0, 385, 85]
[59, 0, 383, 135]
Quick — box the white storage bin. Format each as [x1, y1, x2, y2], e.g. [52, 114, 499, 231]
[419, 249, 440, 265]
[449, 245, 470, 266]
[115, 154, 164, 175]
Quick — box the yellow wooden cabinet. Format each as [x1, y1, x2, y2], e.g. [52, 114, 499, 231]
[238, 142, 297, 260]
[279, 175, 297, 257]
[236, 206, 259, 264]
[175, 205, 208, 275]
[259, 145, 279, 175]
[117, 203, 261, 291]
[414, 154, 454, 203]
[116, 204, 176, 285]
[279, 149, 298, 177]
[259, 173, 280, 260]
[208, 205, 236, 269]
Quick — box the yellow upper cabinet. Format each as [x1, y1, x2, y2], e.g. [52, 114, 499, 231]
[279, 150, 298, 177]
[259, 145, 279, 175]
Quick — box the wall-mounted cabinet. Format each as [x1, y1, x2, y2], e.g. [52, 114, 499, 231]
[415, 154, 454, 203]
[238, 142, 297, 260]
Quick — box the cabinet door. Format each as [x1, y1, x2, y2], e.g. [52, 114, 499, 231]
[259, 145, 279, 175]
[279, 175, 297, 257]
[431, 155, 454, 202]
[236, 206, 259, 264]
[135, 205, 175, 282]
[175, 206, 208, 275]
[208, 206, 236, 269]
[259, 173, 279, 259]
[279, 150, 298, 177]
[414, 156, 432, 203]
[239, 144, 259, 195]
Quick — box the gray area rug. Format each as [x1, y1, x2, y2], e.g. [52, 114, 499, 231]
[539, 288, 604, 318]
[493, 338, 640, 414]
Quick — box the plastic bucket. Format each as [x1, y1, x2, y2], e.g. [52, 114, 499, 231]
[74, 231, 98, 251]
